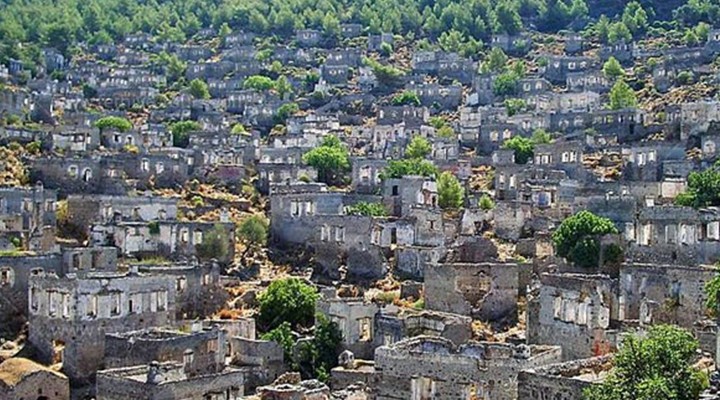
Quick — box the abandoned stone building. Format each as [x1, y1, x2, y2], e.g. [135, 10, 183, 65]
[527, 273, 618, 361]
[27, 271, 176, 385]
[0, 183, 57, 252]
[0, 357, 70, 400]
[95, 360, 247, 400]
[424, 262, 521, 322]
[517, 355, 613, 400]
[336, 336, 562, 400]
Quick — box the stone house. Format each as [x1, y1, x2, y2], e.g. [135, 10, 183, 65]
[621, 142, 686, 182]
[533, 140, 585, 179]
[541, 56, 594, 85]
[377, 106, 429, 128]
[0, 126, 43, 145]
[437, 53, 475, 84]
[351, 158, 388, 194]
[518, 355, 613, 400]
[373, 308, 473, 349]
[564, 32, 585, 55]
[599, 41, 635, 64]
[28, 271, 176, 383]
[527, 273, 618, 361]
[477, 122, 519, 155]
[316, 294, 380, 360]
[618, 263, 716, 336]
[104, 326, 227, 374]
[340, 24, 363, 38]
[424, 262, 520, 322]
[321, 64, 350, 85]
[405, 83, 462, 110]
[185, 61, 234, 81]
[679, 101, 720, 140]
[51, 125, 100, 152]
[222, 31, 255, 48]
[368, 33, 394, 51]
[625, 205, 720, 265]
[371, 336, 562, 400]
[0, 184, 57, 252]
[0, 357, 70, 400]
[491, 33, 532, 55]
[105, 220, 235, 262]
[66, 194, 178, 231]
[256, 163, 318, 194]
[175, 45, 212, 62]
[96, 361, 246, 400]
[296, 29, 322, 47]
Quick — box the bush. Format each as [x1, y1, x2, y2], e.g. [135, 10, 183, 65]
[237, 215, 268, 247]
[189, 78, 210, 99]
[392, 90, 421, 106]
[302, 135, 350, 186]
[257, 278, 319, 331]
[195, 224, 232, 265]
[296, 314, 343, 381]
[436, 125, 455, 138]
[583, 325, 707, 400]
[437, 171, 464, 209]
[479, 194, 495, 210]
[405, 135, 431, 159]
[675, 165, 720, 208]
[602, 56, 625, 79]
[170, 120, 201, 148]
[504, 98, 527, 116]
[261, 321, 295, 363]
[552, 211, 619, 269]
[493, 71, 520, 96]
[95, 116, 132, 132]
[382, 159, 438, 179]
[346, 202, 387, 216]
[503, 136, 534, 164]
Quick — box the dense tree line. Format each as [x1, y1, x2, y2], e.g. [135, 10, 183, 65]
[0, 0, 714, 72]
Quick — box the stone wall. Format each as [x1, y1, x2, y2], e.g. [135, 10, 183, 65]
[517, 355, 613, 400]
[373, 336, 562, 400]
[424, 262, 519, 321]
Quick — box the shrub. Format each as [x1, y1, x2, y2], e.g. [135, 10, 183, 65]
[437, 171, 464, 209]
[237, 215, 268, 247]
[257, 278, 319, 331]
[346, 202, 387, 217]
[552, 211, 619, 268]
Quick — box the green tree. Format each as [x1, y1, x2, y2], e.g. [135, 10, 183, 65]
[675, 164, 720, 208]
[274, 102, 299, 125]
[95, 116, 132, 132]
[602, 56, 625, 80]
[503, 136, 534, 164]
[504, 98, 527, 116]
[437, 171, 464, 209]
[363, 57, 404, 88]
[608, 22, 632, 44]
[195, 224, 232, 265]
[296, 314, 343, 381]
[493, 1, 523, 35]
[493, 71, 520, 96]
[552, 210, 619, 269]
[302, 135, 350, 186]
[260, 321, 295, 364]
[531, 129, 552, 144]
[275, 75, 293, 98]
[479, 194, 495, 210]
[392, 91, 421, 106]
[583, 325, 708, 400]
[153, 52, 186, 83]
[383, 159, 438, 179]
[482, 47, 508, 73]
[704, 268, 720, 317]
[608, 79, 637, 110]
[405, 136, 432, 159]
[237, 215, 268, 247]
[169, 120, 200, 148]
[231, 124, 247, 135]
[346, 202, 387, 216]
[257, 278, 319, 331]
[243, 75, 276, 91]
[188, 78, 210, 99]
[437, 125, 455, 139]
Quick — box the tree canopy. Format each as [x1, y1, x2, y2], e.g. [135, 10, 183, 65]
[303, 135, 351, 186]
[95, 116, 132, 132]
[675, 163, 720, 208]
[169, 120, 201, 148]
[552, 210, 619, 268]
[583, 325, 707, 400]
[188, 78, 210, 99]
[405, 136, 432, 159]
[437, 171, 464, 209]
[608, 79, 637, 110]
[346, 202, 388, 217]
[257, 278, 319, 332]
